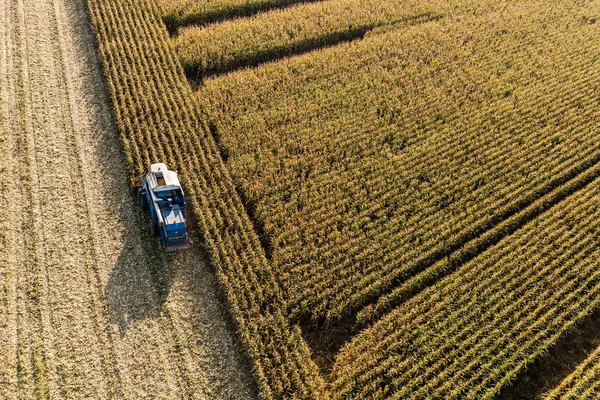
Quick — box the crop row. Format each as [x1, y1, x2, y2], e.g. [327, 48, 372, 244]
[356, 154, 600, 327]
[198, 0, 600, 324]
[156, 0, 308, 30]
[173, 0, 442, 77]
[546, 344, 600, 399]
[86, 0, 324, 398]
[330, 175, 600, 399]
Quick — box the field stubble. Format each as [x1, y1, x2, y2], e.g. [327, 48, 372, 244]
[0, 0, 257, 397]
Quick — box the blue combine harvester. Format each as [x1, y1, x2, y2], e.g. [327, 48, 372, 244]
[131, 163, 191, 252]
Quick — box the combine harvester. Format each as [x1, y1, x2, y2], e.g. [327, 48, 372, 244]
[131, 163, 191, 251]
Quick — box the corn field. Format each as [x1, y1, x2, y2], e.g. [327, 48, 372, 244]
[200, 0, 600, 325]
[173, 0, 441, 77]
[86, 0, 600, 398]
[332, 177, 600, 399]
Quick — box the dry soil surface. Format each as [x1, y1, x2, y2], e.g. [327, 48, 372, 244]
[0, 0, 258, 398]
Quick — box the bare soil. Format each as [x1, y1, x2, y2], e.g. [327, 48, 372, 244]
[0, 0, 258, 398]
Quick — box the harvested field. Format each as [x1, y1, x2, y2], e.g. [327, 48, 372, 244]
[0, 0, 257, 398]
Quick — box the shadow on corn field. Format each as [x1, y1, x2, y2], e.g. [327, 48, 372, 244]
[182, 12, 442, 84]
[163, 0, 325, 36]
[301, 319, 354, 376]
[182, 27, 371, 83]
[496, 307, 600, 400]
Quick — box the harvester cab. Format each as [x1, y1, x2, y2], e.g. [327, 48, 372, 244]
[131, 163, 191, 252]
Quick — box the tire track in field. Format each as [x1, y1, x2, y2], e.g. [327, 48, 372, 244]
[45, 0, 125, 395]
[18, 0, 115, 394]
[12, 0, 59, 395]
[0, 0, 18, 395]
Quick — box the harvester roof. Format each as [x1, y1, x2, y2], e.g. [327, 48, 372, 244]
[149, 163, 181, 189]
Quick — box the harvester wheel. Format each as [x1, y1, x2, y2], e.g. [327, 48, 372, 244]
[140, 194, 148, 210]
[150, 222, 158, 237]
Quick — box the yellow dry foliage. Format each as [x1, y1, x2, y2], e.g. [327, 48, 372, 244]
[199, 0, 600, 327]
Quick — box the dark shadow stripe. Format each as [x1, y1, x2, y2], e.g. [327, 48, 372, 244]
[184, 26, 371, 82]
[163, 0, 323, 36]
[184, 12, 442, 83]
[495, 307, 600, 400]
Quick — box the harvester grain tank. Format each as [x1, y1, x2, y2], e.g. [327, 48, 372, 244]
[131, 163, 191, 251]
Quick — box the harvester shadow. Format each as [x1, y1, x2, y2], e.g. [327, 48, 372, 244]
[104, 203, 173, 336]
[105, 213, 260, 396]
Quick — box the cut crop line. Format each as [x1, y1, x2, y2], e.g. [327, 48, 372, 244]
[155, 289, 210, 397]
[5, 0, 28, 395]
